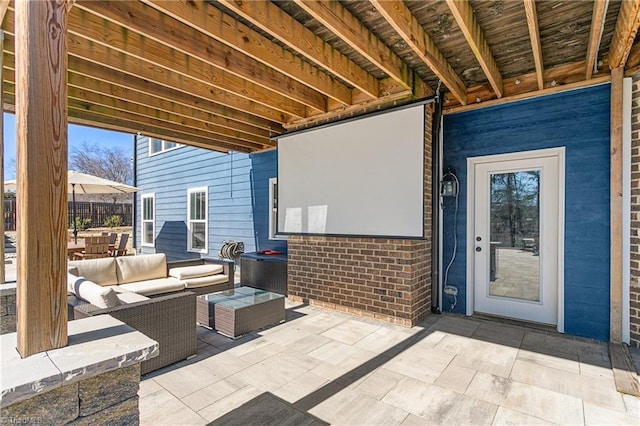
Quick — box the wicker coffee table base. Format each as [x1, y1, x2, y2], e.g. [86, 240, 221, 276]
[197, 287, 285, 338]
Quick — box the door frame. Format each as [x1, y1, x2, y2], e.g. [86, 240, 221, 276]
[466, 147, 565, 332]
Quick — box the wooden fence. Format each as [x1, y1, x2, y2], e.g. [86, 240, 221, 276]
[4, 199, 133, 231]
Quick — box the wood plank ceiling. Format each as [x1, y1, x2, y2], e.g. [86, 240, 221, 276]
[2, 0, 639, 153]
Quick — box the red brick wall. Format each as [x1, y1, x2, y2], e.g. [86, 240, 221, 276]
[288, 108, 432, 326]
[631, 77, 640, 347]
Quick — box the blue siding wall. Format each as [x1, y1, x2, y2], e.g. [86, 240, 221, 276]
[443, 84, 611, 341]
[135, 137, 286, 261]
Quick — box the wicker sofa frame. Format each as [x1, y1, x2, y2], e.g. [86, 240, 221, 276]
[69, 291, 196, 375]
[67, 256, 235, 374]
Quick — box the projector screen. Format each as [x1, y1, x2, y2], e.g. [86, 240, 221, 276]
[277, 104, 425, 238]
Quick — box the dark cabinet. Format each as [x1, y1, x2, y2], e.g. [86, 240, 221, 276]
[240, 253, 288, 295]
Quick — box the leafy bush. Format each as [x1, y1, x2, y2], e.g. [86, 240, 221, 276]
[103, 215, 124, 228]
[74, 217, 92, 231]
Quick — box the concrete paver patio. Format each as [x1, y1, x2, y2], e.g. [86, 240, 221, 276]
[139, 301, 640, 425]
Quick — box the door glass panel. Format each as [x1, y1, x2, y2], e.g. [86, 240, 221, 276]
[489, 170, 540, 302]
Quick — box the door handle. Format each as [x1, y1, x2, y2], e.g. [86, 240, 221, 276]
[475, 247, 482, 252]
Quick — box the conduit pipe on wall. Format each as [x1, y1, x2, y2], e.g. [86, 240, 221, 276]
[431, 84, 443, 314]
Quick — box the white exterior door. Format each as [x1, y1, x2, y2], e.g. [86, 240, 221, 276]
[470, 149, 563, 325]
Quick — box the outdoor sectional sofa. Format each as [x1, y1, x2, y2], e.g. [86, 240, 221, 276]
[67, 253, 234, 374]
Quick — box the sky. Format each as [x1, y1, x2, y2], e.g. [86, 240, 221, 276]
[3, 113, 134, 180]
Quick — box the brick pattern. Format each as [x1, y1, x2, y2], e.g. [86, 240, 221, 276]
[631, 77, 640, 347]
[288, 108, 432, 327]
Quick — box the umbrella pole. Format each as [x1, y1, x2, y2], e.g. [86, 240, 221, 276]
[72, 184, 77, 243]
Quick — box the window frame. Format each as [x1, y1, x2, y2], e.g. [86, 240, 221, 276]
[141, 193, 155, 247]
[187, 187, 208, 253]
[148, 138, 182, 156]
[269, 178, 287, 241]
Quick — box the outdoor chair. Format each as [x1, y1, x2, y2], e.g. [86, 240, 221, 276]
[72, 236, 110, 260]
[109, 233, 129, 257]
[108, 232, 117, 245]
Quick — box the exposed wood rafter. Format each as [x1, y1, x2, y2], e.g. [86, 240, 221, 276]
[585, 0, 609, 79]
[292, 0, 415, 93]
[446, 0, 503, 98]
[523, 0, 544, 90]
[217, 0, 379, 99]
[0, 0, 9, 24]
[609, 0, 640, 69]
[141, 0, 352, 106]
[64, 6, 305, 119]
[444, 58, 610, 113]
[371, 0, 467, 105]
[76, 0, 327, 113]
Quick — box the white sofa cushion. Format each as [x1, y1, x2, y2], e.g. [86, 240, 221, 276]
[168, 264, 223, 280]
[116, 292, 150, 304]
[118, 277, 185, 296]
[68, 257, 118, 286]
[183, 274, 229, 289]
[68, 276, 120, 309]
[116, 254, 167, 284]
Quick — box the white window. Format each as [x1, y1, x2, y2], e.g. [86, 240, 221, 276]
[141, 194, 155, 247]
[187, 187, 208, 253]
[149, 138, 182, 156]
[269, 178, 286, 240]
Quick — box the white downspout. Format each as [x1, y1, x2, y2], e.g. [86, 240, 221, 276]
[622, 77, 631, 344]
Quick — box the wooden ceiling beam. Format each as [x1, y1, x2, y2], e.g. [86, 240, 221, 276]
[3, 82, 251, 155]
[523, 0, 544, 90]
[75, 0, 327, 113]
[4, 7, 302, 120]
[66, 86, 270, 148]
[217, 0, 379, 99]
[444, 58, 610, 111]
[65, 33, 296, 122]
[626, 42, 640, 70]
[64, 95, 266, 151]
[292, 0, 418, 94]
[609, 0, 640, 69]
[141, 0, 352, 106]
[2, 31, 285, 134]
[446, 0, 503, 98]
[65, 71, 272, 141]
[62, 13, 305, 119]
[0, 0, 9, 25]
[1, 10, 296, 124]
[585, 0, 609, 79]
[371, 0, 467, 105]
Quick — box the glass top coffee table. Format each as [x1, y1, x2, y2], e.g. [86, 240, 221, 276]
[196, 286, 285, 338]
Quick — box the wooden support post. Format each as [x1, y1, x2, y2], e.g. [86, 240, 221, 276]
[15, 0, 68, 357]
[611, 66, 624, 343]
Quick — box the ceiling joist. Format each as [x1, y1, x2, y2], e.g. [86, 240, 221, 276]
[217, 0, 380, 99]
[292, 0, 414, 92]
[141, 0, 352, 107]
[76, 0, 327, 113]
[585, 0, 609, 79]
[523, 0, 544, 90]
[371, 0, 467, 105]
[446, 0, 503, 98]
[609, 0, 640, 69]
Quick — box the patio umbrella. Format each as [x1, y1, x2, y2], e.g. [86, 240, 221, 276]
[5, 171, 138, 243]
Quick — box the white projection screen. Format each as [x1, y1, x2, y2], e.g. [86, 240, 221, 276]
[277, 104, 425, 238]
